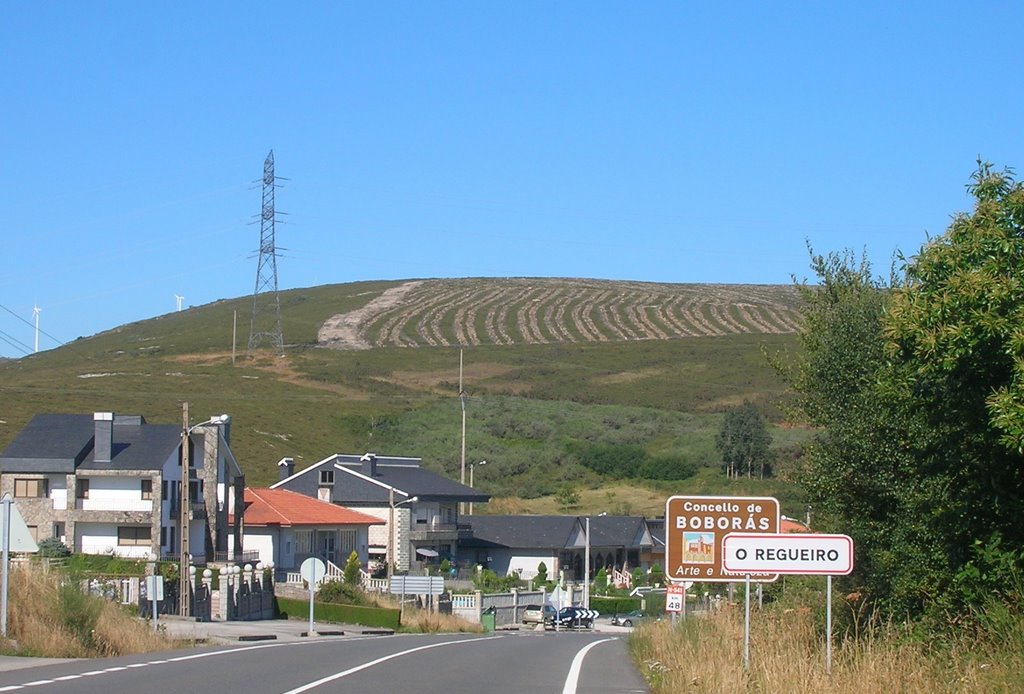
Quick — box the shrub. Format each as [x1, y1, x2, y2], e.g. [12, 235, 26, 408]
[343, 550, 361, 586]
[317, 579, 368, 606]
[36, 538, 71, 558]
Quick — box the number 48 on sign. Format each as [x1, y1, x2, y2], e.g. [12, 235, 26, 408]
[665, 584, 685, 613]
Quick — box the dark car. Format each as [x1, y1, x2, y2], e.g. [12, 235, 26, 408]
[546, 606, 598, 629]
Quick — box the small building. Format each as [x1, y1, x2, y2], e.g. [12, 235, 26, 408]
[459, 514, 657, 582]
[272, 453, 489, 572]
[0, 411, 244, 562]
[235, 487, 383, 572]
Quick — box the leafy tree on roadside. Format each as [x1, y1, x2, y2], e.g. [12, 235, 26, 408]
[778, 162, 1024, 620]
[715, 401, 773, 478]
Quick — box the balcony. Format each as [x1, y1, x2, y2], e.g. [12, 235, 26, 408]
[409, 521, 473, 542]
[75, 498, 152, 513]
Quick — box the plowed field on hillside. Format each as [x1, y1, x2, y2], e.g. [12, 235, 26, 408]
[317, 278, 802, 349]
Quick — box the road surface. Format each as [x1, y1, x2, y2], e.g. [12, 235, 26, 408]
[0, 631, 647, 693]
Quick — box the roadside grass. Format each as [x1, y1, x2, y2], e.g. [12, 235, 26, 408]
[628, 603, 1023, 693]
[398, 608, 484, 634]
[1, 564, 175, 658]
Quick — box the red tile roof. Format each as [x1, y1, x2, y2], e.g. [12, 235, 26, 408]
[239, 487, 385, 527]
[781, 517, 810, 533]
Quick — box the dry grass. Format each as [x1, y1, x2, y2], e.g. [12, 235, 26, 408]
[1, 564, 175, 658]
[629, 605, 1016, 693]
[400, 608, 485, 634]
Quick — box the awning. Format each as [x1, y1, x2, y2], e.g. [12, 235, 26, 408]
[416, 548, 439, 557]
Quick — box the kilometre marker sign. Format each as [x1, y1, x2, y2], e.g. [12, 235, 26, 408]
[722, 533, 854, 575]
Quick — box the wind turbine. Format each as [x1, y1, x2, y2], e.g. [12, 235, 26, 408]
[175, 295, 185, 312]
[32, 305, 41, 353]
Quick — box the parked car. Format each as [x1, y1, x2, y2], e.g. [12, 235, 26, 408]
[546, 606, 599, 629]
[522, 604, 557, 625]
[610, 609, 659, 627]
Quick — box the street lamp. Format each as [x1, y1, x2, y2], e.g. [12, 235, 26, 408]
[468, 460, 486, 515]
[180, 409, 229, 616]
[387, 492, 418, 578]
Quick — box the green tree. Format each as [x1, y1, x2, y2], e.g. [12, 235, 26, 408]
[715, 401, 773, 478]
[883, 161, 1024, 597]
[593, 567, 608, 594]
[556, 485, 580, 510]
[343, 550, 361, 586]
[535, 561, 548, 585]
[780, 162, 1024, 619]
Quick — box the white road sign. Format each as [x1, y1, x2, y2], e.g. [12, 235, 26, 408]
[665, 585, 684, 613]
[0, 497, 38, 553]
[722, 533, 854, 575]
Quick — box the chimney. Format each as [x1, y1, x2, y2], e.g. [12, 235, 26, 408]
[93, 412, 114, 463]
[360, 453, 377, 477]
[277, 457, 294, 482]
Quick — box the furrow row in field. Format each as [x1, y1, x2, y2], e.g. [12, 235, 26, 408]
[319, 279, 803, 349]
[455, 287, 505, 346]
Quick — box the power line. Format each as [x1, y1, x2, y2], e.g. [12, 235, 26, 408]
[0, 329, 31, 356]
[0, 303, 63, 352]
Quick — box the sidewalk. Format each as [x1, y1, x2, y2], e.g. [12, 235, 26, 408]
[157, 615, 394, 644]
[0, 617, 393, 672]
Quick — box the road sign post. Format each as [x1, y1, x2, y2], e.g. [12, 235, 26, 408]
[721, 532, 854, 674]
[300, 558, 326, 636]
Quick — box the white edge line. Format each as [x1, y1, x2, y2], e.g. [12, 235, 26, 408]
[283, 636, 502, 694]
[562, 638, 616, 694]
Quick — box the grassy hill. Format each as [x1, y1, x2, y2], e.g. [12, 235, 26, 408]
[0, 278, 809, 513]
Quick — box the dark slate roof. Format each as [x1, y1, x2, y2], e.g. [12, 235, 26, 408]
[462, 515, 581, 550]
[463, 515, 657, 551]
[587, 516, 654, 549]
[272, 455, 490, 504]
[0, 413, 181, 473]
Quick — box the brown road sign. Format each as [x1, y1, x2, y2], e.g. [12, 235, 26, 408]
[665, 495, 779, 583]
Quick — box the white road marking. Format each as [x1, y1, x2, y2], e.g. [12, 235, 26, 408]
[282, 636, 504, 694]
[561, 638, 615, 694]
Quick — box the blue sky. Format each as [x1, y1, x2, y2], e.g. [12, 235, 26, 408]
[3, 2, 1023, 358]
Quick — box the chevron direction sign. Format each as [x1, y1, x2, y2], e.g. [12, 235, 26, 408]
[722, 533, 854, 575]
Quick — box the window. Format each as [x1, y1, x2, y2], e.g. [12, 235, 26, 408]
[295, 530, 313, 554]
[76, 479, 90, 499]
[319, 469, 334, 486]
[160, 527, 166, 547]
[117, 526, 150, 546]
[14, 479, 48, 498]
[141, 479, 153, 500]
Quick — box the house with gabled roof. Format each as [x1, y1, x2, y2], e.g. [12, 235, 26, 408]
[0, 412, 244, 562]
[458, 514, 656, 582]
[271, 453, 489, 573]
[234, 487, 383, 573]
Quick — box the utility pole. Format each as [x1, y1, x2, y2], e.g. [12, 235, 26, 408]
[459, 348, 467, 515]
[179, 403, 191, 617]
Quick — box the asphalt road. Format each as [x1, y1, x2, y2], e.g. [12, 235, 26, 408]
[0, 631, 648, 693]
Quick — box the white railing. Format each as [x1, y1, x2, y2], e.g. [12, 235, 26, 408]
[76, 498, 152, 512]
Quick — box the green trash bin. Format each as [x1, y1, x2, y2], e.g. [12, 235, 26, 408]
[481, 606, 496, 633]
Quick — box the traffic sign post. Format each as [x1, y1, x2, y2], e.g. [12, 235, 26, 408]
[300, 558, 326, 636]
[665, 495, 780, 583]
[720, 532, 855, 674]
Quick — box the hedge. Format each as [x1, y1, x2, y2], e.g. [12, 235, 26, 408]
[276, 597, 401, 630]
[590, 596, 641, 615]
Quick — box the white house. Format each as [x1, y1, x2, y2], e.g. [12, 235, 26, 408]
[0, 411, 244, 562]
